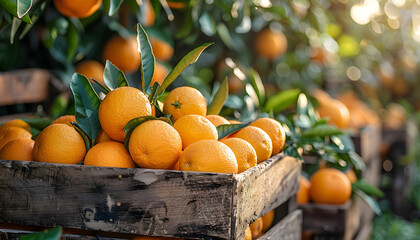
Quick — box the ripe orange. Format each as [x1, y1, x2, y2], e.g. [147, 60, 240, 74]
[0, 127, 32, 150]
[249, 217, 263, 239]
[228, 120, 242, 124]
[231, 126, 272, 163]
[163, 86, 207, 122]
[317, 98, 350, 129]
[75, 60, 104, 84]
[151, 38, 174, 61]
[103, 36, 141, 73]
[250, 118, 285, 156]
[33, 124, 86, 164]
[309, 168, 352, 205]
[166, 1, 185, 9]
[94, 129, 112, 145]
[254, 28, 287, 60]
[171, 159, 180, 170]
[205, 115, 230, 127]
[261, 210, 275, 232]
[220, 138, 257, 173]
[0, 119, 31, 132]
[54, 0, 102, 18]
[173, 115, 218, 149]
[0, 138, 34, 161]
[51, 115, 76, 127]
[150, 62, 169, 86]
[245, 226, 252, 240]
[297, 176, 310, 204]
[345, 169, 357, 183]
[84, 141, 135, 168]
[179, 140, 238, 173]
[99, 86, 152, 142]
[139, 0, 155, 27]
[129, 120, 182, 169]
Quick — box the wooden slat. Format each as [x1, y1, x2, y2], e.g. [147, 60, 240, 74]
[259, 210, 302, 240]
[233, 155, 301, 239]
[0, 160, 235, 239]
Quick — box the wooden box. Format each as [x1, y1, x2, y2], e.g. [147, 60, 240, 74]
[0, 154, 301, 239]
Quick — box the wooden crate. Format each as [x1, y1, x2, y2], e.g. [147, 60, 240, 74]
[0, 154, 301, 239]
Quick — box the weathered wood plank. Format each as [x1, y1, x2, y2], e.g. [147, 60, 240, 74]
[233, 155, 301, 239]
[0, 160, 235, 239]
[259, 210, 302, 240]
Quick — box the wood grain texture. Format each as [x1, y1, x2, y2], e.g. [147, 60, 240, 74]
[233, 155, 301, 239]
[259, 210, 302, 240]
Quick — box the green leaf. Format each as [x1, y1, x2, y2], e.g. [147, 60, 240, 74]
[70, 73, 101, 142]
[19, 226, 62, 240]
[66, 23, 79, 61]
[109, 0, 124, 16]
[302, 125, 343, 138]
[137, 23, 155, 92]
[199, 12, 216, 36]
[248, 68, 265, 107]
[217, 23, 236, 50]
[0, 0, 32, 24]
[91, 79, 111, 94]
[17, 0, 32, 18]
[217, 123, 249, 140]
[20, 117, 52, 134]
[148, 82, 160, 103]
[71, 122, 92, 152]
[352, 179, 384, 197]
[263, 5, 291, 22]
[10, 17, 22, 44]
[264, 89, 300, 113]
[353, 188, 382, 215]
[349, 151, 366, 171]
[157, 42, 213, 95]
[103, 60, 129, 90]
[207, 77, 228, 115]
[331, 134, 354, 151]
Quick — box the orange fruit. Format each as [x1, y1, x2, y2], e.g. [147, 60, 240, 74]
[132, 236, 184, 240]
[0, 138, 34, 161]
[0, 119, 31, 132]
[51, 115, 76, 127]
[103, 36, 141, 73]
[99, 86, 152, 142]
[94, 129, 112, 145]
[228, 120, 242, 124]
[171, 159, 180, 170]
[254, 28, 287, 60]
[75, 60, 104, 84]
[179, 140, 238, 173]
[0, 127, 32, 150]
[205, 115, 230, 127]
[173, 115, 218, 149]
[33, 124, 86, 164]
[166, 1, 185, 9]
[231, 126, 272, 163]
[250, 118, 286, 155]
[129, 120, 182, 169]
[317, 98, 350, 129]
[297, 176, 310, 204]
[345, 169, 357, 183]
[220, 138, 257, 173]
[261, 210, 275, 232]
[139, 0, 155, 27]
[309, 168, 352, 205]
[249, 217, 263, 239]
[84, 141, 135, 168]
[245, 226, 252, 240]
[163, 86, 207, 122]
[150, 62, 169, 86]
[54, 0, 102, 18]
[151, 38, 174, 61]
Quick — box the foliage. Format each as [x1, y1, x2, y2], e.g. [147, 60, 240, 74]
[372, 212, 420, 240]
[18, 226, 62, 240]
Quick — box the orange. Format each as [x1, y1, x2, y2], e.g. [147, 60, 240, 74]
[297, 176, 310, 204]
[205, 115, 230, 127]
[254, 28, 287, 60]
[166, 1, 185, 9]
[84, 141, 135, 168]
[129, 120, 182, 169]
[54, 0, 102, 18]
[173, 115, 218, 149]
[171, 159, 180, 170]
[245, 226, 252, 240]
[139, 0, 155, 27]
[261, 210, 275, 232]
[249, 217, 263, 239]
[179, 140, 238, 173]
[250, 118, 286, 155]
[231, 126, 272, 163]
[311, 88, 331, 103]
[51, 115, 76, 127]
[33, 124, 86, 164]
[132, 236, 184, 240]
[220, 138, 257, 173]
[345, 169, 357, 183]
[75, 60, 104, 84]
[151, 38, 174, 61]
[228, 120, 242, 124]
[316, 98, 350, 129]
[0, 138, 34, 161]
[0, 127, 32, 150]
[94, 129, 112, 145]
[0, 119, 31, 132]
[150, 62, 169, 86]
[103, 36, 141, 73]
[99, 86, 152, 142]
[309, 168, 352, 205]
[310, 47, 327, 65]
[163, 86, 207, 122]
